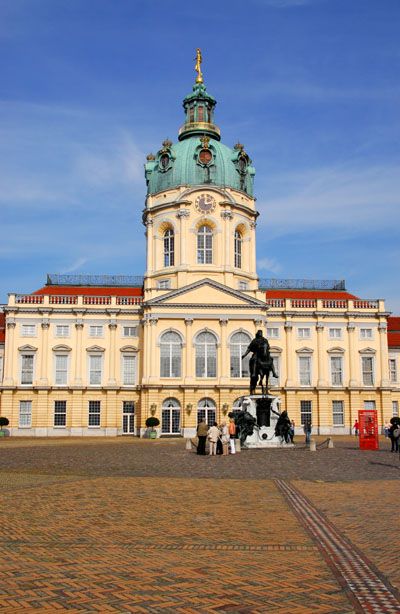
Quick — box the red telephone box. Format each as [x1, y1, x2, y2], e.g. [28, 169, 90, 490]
[358, 410, 379, 450]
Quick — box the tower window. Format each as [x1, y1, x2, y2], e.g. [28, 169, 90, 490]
[164, 229, 174, 267]
[234, 230, 242, 268]
[197, 106, 204, 122]
[197, 225, 213, 264]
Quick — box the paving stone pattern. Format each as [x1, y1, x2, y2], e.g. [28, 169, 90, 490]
[0, 437, 399, 612]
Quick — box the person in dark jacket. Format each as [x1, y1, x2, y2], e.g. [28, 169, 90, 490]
[196, 419, 208, 455]
[389, 418, 400, 452]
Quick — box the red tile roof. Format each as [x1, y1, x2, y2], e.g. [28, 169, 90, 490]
[388, 316, 400, 347]
[0, 312, 5, 343]
[388, 317, 400, 331]
[265, 290, 358, 300]
[33, 286, 143, 297]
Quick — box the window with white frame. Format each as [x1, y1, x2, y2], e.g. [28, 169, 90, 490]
[270, 355, 280, 386]
[158, 279, 171, 290]
[332, 400, 344, 426]
[329, 328, 342, 339]
[361, 356, 374, 386]
[330, 356, 343, 386]
[238, 280, 248, 291]
[299, 355, 311, 386]
[300, 400, 312, 426]
[89, 354, 102, 385]
[55, 325, 70, 338]
[197, 398, 216, 426]
[230, 332, 251, 378]
[21, 354, 34, 385]
[298, 327, 311, 339]
[266, 327, 279, 339]
[195, 331, 217, 377]
[123, 326, 138, 338]
[19, 400, 32, 427]
[88, 400, 101, 427]
[89, 325, 103, 337]
[392, 401, 399, 417]
[160, 331, 182, 378]
[389, 359, 397, 383]
[164, 229, 174, 267]
[364, 400, 376, 410]
[234, 230, 242, 268]
[197, 225, 213, 264]
[161, 397, 181, 434]
[21, 324, 36, 337]
[55, 354, 68, 385]
[122, 354, 136, 385]
[54, 400, 67, 427]
[360, 328, 373, 340]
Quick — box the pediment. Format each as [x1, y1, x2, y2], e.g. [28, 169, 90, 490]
[327, 346, 345, 354]
[18, 344, 37, 352]
[296, 346, 314, 354]
[145, 278, 266, 308]
[359, 347, 376, 354]
[86, 345, 105, 353]
[52, 344, 72, 353]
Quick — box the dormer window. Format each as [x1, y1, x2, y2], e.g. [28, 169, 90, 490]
[160, 154, 170, 170]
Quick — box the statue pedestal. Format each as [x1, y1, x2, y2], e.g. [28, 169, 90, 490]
[238, 395, 294, 449]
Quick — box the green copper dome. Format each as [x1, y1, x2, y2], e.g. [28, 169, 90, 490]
[145, 80, 255, 197]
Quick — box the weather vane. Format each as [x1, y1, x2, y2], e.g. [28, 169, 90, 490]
[194, 48, 203, 84]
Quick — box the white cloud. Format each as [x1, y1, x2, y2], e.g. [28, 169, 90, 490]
[257, 257, 282, 274]
[60, 258, 88, 274]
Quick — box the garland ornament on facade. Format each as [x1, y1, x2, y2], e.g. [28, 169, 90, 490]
[194, 48, 203, 83]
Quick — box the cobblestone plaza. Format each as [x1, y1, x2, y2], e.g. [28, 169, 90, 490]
[1, 437, 400, 612]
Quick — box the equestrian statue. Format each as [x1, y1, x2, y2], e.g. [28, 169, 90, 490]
[242, 330, 278, 395]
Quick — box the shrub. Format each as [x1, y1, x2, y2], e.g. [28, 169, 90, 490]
[0, 417, 9, 431]
[145, 417, 160, 429]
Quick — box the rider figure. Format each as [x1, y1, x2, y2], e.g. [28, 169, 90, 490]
[242, 330, 278, 379]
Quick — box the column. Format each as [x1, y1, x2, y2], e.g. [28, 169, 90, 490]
[39, 320, 50, 385]
[148, 316, 158, 384]
[285, 321, 294, 387]
[316, 323, 327, 387]
[184, 317, 194, 384]
[221, 209, 233, 269]
[145, 219, 154, 273]
[177, 209, 190, 266]
[347, 323, 357, 387]
[219, 318, 228, 383]
[108, 320, 117, 385]
[74, 320, 84, 385]
[249, 220, 257, 276]
[3, 319, 16, 386]
[378, 323, 389, 387]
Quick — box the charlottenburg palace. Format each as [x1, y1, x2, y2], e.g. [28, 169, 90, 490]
[0, 60, 399, 438]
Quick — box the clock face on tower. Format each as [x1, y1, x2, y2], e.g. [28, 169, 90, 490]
[195, 193, 216, 214]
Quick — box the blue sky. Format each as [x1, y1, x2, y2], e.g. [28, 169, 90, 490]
[1, 0, 399, 310]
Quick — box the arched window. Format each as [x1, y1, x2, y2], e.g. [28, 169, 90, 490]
[197, 398, 216, 426]
[195, 331, 217, 377]
[234, 230, 242, 268]
[160, 331, 182, 378]
[162, 398, 181, 434]
[164, 229, 174, 267]
[230, 332, 251, 378]
[197, 225, 213, 264]
[197, 105, 204, 122]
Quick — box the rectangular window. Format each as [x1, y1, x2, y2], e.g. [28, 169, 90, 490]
[362, 356, 374, 386]
[330, 356, 343, 386]
[123, 326, 138, 338]
[21, 354, 34, 384]
[158, 279, 171, 290]
[300, 400, 312, 426]
[299, 356, 311, 386]
[270, 356, 280, 386]
[389, 359, 397, 383]
[298, 327, 311, 339]
[88, 401, 101, 427]
[360, 328, 373, 339]
[238, 281, 248, 291]
[122, 355, 136, 385]
[332, 400, 344, 426]
[266, 327, 279, 339]
[54, 400, 67, 427]
[89, 355, 102, 385]
[329, 328, 342, 339]
[55, 354, 68, 385]
[364, 400, 376, 410]
[19, 400, 32, 427]
[89, 325, 103, 337]
[55, 325, 70, 337]
[197, 105, 204, 121]
[392, 401, 399, 417]
[21, 324, 36, 337]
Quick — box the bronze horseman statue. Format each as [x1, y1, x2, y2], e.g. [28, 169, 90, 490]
[242, 330, 278, 395]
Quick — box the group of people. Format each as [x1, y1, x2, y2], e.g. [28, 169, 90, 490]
[384, 418, 400, 452]
[196, 418, 237, 456]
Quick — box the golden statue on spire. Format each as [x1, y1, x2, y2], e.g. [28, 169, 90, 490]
[194, 48, 203, 84]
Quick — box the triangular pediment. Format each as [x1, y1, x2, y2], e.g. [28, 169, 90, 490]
[145, 278, 266, 308]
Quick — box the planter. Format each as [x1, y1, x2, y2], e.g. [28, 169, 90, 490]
[149, 430, 157, 439]
[0, 431, 5, 437]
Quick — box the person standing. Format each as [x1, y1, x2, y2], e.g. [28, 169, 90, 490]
[196, 418, 208, 455]
[220, 421, 230, 456]
[304, 419, 312, 445]
[353, 420, 359, 436]
[207, 422, 220, 456]
[289, 420, 295, 443]
[229, 417, 237, 454]
[388, 419, 400, 453]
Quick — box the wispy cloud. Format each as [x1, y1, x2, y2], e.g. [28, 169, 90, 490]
[60, 258, 88, 274]
[257, 257, 282, 274]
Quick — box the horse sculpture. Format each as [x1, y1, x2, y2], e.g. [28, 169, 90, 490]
[242, 330, 278, 396]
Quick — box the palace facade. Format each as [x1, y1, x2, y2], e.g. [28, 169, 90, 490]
[0, 63, 399, 437]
